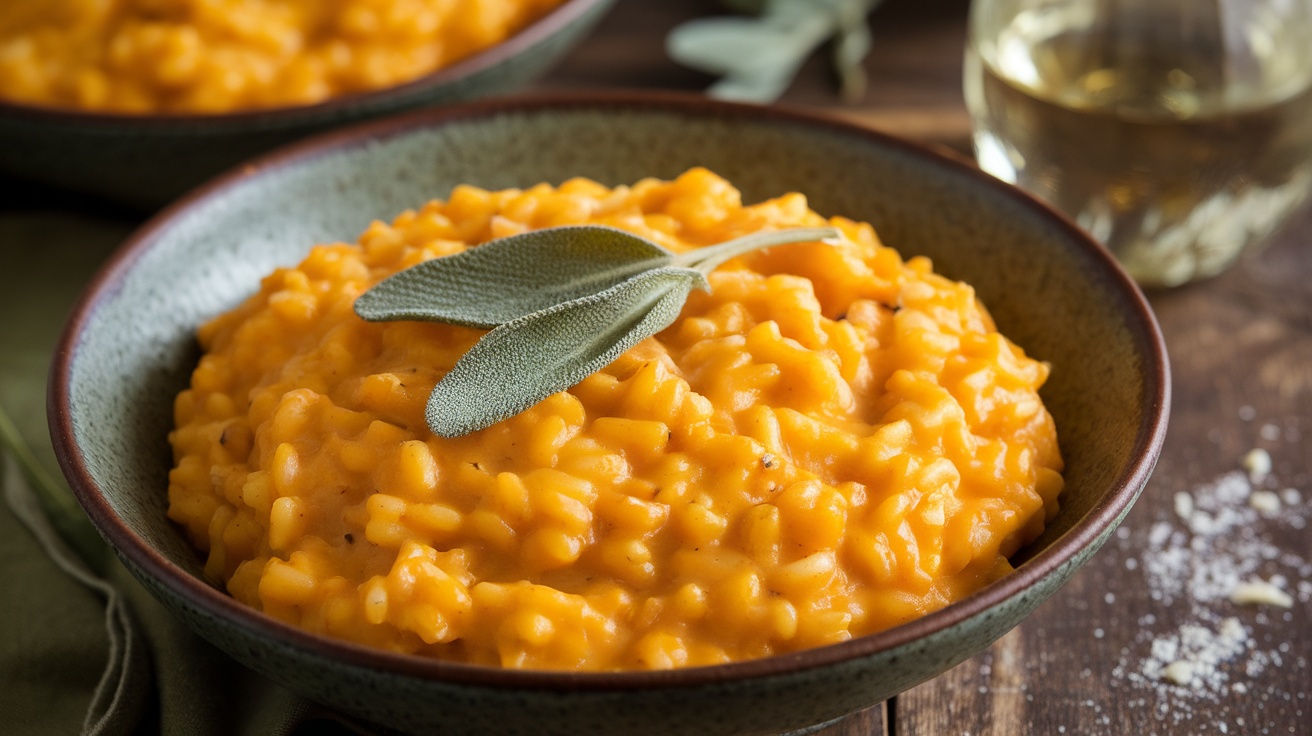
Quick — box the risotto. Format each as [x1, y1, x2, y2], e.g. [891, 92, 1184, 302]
[0, 0, 564, 113]
[167, 168, 1064, 670]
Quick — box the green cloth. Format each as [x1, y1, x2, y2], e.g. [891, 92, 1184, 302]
[0, 212, 372, 736]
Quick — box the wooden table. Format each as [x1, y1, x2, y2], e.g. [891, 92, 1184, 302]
[5, 1, 1307, 734]
[540, 1, 1312, 734]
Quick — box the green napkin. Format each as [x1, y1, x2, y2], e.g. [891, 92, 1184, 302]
[0, 212, 370, 736]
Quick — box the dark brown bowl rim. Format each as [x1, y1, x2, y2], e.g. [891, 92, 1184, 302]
[49, 91, 1171, 692]
[0, 0, 610, 129]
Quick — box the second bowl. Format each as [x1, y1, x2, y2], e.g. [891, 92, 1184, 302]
[0, 0, 614, 208]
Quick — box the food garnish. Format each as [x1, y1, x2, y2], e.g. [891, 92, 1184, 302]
[355, 225, 839, 437]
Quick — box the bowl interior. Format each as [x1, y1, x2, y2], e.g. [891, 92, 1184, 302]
[56, 97, 1166, 672]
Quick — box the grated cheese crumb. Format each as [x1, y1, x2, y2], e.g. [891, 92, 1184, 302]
[1248, 490, 1281, 514]
[1174, 491, 1195, 521]
[1241, 448, 1272, 483]
[1164, 660, 1194, 685]
[1229, 579, 1294, 608]
[1113, 415, 1310, 721]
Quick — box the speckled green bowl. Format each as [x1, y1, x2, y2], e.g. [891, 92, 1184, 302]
[0, 0, 613, 209]
[50, 94, 1169, 735]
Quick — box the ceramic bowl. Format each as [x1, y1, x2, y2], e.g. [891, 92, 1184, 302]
[50, 94, 1170, 735]
[0, 0, 613, 209]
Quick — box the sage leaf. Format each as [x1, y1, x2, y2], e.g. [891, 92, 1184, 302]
[356, 223, 841, 436]
[833, 9, 874, 103]
[355, 225, 676, 328]
[667, 0, 883, 103]
[673, 226, 840, 275]
[668, 15, 827, 103]
[426, 267, 708, 437]
[666, 17, 819, 77]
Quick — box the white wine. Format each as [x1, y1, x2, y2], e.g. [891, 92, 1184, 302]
[965, 4, 1312, 286]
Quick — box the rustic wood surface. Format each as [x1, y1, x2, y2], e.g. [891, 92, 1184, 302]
[3, 1, 1307, 734]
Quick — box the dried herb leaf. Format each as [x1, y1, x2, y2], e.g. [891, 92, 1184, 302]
[668, 0, 884, 103]
[355, 225, 674, 328]
[833, 11, 873, 102]
[355, 224, 841, 437]
[673, 226, 840, 274]
[426, 267, 706, 436]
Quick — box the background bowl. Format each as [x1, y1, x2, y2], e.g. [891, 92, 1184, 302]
[50, 94, 1170, 735]
[0, 0, 614, 209]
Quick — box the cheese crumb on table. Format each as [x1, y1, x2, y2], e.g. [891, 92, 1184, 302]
[1174, 491, 1195, 520]
[1247, 490, 1281, 514]
[1164, 660, 1195, 685]
[1112, 438, 1311, 720]
[1229, 579, 1295, 608]
[1241, 448, 1272, 483]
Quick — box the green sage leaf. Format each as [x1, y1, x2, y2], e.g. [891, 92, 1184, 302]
[667, 15, 825, 103]
[355, 225, 676, 328]
[833, 3, 875, 103]
[355, 223, 842, 436]
[667, 0, 883, 103]
[666, 17, 817, 77]
[426, 267, 708, 437]
[674, 226, 840, 274]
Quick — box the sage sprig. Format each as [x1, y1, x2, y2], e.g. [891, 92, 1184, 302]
[354, 226, 676, 328]
[666, 0, 883, 104]
[355, 225, 840, 437]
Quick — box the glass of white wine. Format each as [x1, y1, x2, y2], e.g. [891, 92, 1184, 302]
[964, 0, 1312, 287]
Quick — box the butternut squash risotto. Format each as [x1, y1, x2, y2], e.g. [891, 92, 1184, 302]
[167, 168, 1064, 670]
[0, 0, 564, 113]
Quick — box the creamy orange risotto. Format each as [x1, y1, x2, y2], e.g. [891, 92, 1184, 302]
[167, 168, 1064, 670]
[0, 0, 564, 113]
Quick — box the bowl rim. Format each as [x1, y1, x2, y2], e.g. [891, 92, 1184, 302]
[49, 91, 1171, 692]
[0, 0, 611, 129]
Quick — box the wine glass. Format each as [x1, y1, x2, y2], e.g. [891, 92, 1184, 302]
[964, 0, 1312, 287]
